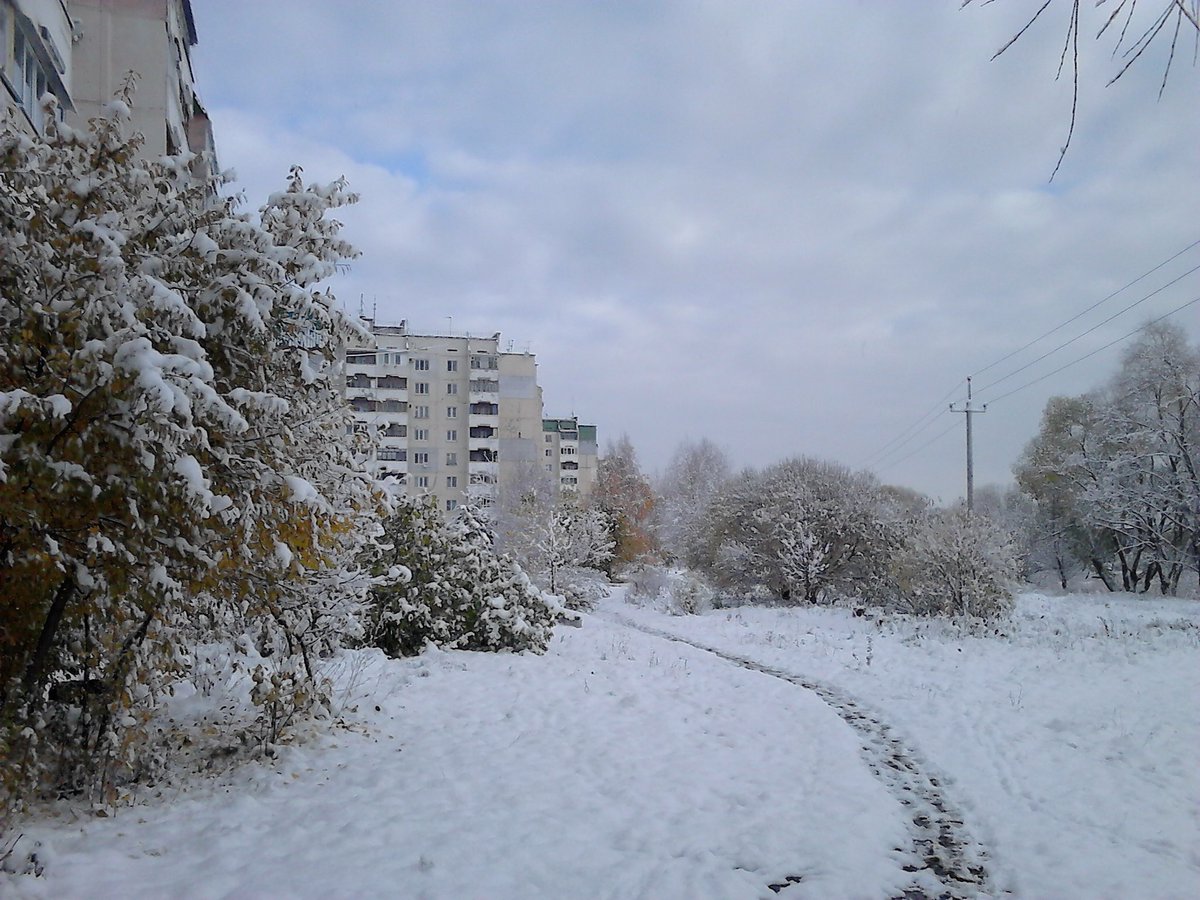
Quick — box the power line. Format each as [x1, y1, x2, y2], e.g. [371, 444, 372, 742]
[970, 237, 1200, 380]
[984, 294, 1200, 406]
[859, 379, 964, 468]
[877, 416, 959, 474]
[973, 260, 1200, 398]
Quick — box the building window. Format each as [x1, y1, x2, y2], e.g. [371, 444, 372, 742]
[446, 452, 457, 466]
[5, 22, 64, 134]
[470, 449, 498, 463]
[377, 375, 407, 389]
[414, 428, 429, 441]
[469, 355, 499, 370]
[545, 464, 553, 472]
[446, 499, 458, 511]
[379, 399, 406, 412]
[414, 451, 430, 465]
[378, 449, 407, 462]
[562, 446, 576, 455]
[446, 383, 458, 395]
[470, 379, 499, 393]
[346, 352, 377, 365]
[446, 476, 458, 488]
[447, 360, 458, 372]
[446, 429, 457, 442]
[469, 402, 499, 416]
[545, 434, 553, 443]
[415, 475, 429, 489]
[382, 423, 406, 438]
[446, 406, 458, 419]
[414, 382, 429, 395]
[413, 406, 429, 419]
[414, 359, 430, 371]
[545, 449, 552, 457]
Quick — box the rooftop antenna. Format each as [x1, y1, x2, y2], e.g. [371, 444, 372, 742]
[372, 297, 377, 323]
[447, 316, 453, 335]
[358, 293, 365, 318]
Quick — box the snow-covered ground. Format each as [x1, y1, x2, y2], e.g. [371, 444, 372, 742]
[4, 588, 1198, 899]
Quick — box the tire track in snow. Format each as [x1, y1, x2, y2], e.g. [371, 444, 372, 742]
[600, 612, 997, 899]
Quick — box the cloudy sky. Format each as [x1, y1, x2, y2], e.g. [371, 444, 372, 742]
[189, 1, 1199, 502]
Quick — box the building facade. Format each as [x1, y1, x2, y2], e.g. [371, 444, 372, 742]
[1, 0, 75, 133]
[346, 322, 545, 513]
[1, 0, 213, 161]
[542, 417, 598, 500]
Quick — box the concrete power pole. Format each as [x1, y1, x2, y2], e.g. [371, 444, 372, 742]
[950, 377, 987, 512]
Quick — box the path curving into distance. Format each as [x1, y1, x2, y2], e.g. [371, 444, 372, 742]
[602, 611, 998, 900]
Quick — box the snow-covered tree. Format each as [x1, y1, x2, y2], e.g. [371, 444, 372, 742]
[537, 502, 614, 608]
[656, 438, 730, 565]
[0, 92, 379, 815]
[594, 434, 658, 568]
[487, 461, 611, 607]
[1016, 323, 1199, 594]
[694, 457, 898, 604]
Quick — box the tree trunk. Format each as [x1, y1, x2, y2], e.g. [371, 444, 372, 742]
[1090, 557, 1115, 591]
[22, 575, 77, 701]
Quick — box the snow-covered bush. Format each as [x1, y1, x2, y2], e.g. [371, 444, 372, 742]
[0, 91, 379, 823]
[667, 571, 717, 615]
[624, 564, 715, 615]
[890, 509, 1019, 619]
[364, 500, 560, 656]
[553, 566, 612, 610]
[625, 564, 673, 604]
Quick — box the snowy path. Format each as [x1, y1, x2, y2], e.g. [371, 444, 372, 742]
[608, 591, 1200, 898]
[601, 610, 996, 900]
[7, 609, 924, 899]
[7, 589, 1197, 898]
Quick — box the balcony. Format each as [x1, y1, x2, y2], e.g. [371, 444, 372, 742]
[469, 437, 500, 453]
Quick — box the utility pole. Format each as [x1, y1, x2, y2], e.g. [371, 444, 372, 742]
[950, 377, 987, 512]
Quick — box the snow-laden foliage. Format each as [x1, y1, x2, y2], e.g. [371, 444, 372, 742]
[0, 92, 380, 821]
[656, 438, 730, 566]
[487, 461, 613, 609]
[695, 457, 900, 604]
[1016, 323, 1199, 594]
[365, 498, 562, 656]
[594, 434, 658, 567]
[889, 508, 1019, 619]
[625, 564, 719, 615]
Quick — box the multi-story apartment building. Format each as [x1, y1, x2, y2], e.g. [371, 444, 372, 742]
[542, 417, 598, 500]
[1, 0, 213, 161]
[68, 0, 213, 159]
[346, 322, 545, 513]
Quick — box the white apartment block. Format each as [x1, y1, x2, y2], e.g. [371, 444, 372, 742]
[542, 417, 598, 500]
[346, 322, 545, 513]
[2, 0, 213, 161]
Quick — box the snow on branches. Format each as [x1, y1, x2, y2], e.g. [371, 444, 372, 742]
[0, 91, 379, 816]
